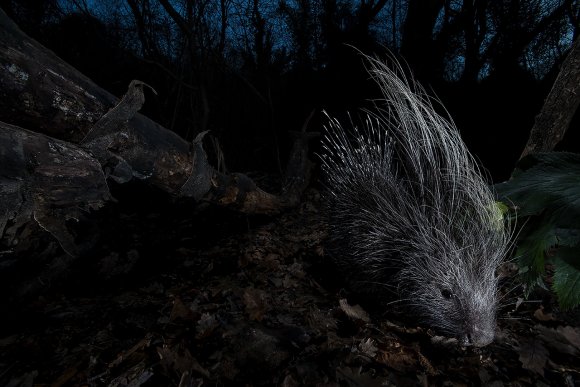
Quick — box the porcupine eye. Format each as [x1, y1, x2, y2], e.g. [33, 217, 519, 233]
[441, 289, 453, 299]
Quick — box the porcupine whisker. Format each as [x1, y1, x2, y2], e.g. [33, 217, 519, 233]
[497, 316, 532, 321]
[497, 294, 543, 310]
[383, 298, 416, 307]
[356, 280, 398, 291]
[497, 283, 524, 303]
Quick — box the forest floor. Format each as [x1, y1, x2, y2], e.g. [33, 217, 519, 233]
[1, 188, 579, 386]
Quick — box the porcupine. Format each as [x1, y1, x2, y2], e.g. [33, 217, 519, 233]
[320, 55, 510, 347]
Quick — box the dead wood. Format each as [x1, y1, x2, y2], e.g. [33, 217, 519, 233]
[0, 120, 112, 301]
[0, 121, 111, 255]
[0, 7, 312, 214]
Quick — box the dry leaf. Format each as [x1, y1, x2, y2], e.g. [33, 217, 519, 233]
[375, 345, 420, 373]
[170, 297, 195, 322]
[336, 366, 384, 387]
[243, 287, 268, 321]
[535, 325, 580, 356]
[559, 326, 580, 350]
[196, 312, 219, 339]
[339, 299, 370, 323]
[533, 306, 554, 321]
[358, 338, 378, 358]
[157, 343, 210, 378]
[517, 338, 549, 376]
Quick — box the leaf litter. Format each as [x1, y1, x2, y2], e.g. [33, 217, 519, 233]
[0, 189, 579, 386]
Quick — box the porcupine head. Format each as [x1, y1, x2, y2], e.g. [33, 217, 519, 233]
[321, 54, 510, 347]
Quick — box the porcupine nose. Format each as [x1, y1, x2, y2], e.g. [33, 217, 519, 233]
[464, 325, 495, 347]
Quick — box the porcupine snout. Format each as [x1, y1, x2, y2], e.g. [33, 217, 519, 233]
[421, 266, 500, 347]
[405, 280, 500, 347]
[465, 324, 495, 347]
[462, 281, 499, 347]
[460, 293, 497, 347]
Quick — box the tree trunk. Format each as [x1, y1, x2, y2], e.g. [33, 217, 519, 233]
[520, 36, 580, 159]
[399, 0, 445, 81]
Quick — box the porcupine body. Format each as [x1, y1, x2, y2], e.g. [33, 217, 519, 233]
[321, 55, 509, 347]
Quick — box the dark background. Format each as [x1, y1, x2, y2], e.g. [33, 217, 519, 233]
[2, 0, 578, 181]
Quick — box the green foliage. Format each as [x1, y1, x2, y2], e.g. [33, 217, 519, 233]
[495, 152, 580, 310]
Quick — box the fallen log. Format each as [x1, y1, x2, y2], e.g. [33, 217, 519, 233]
[0, 7, 312, 215]
[0, 120, 112, 301]
[0, 8, 314, 301]
[0, 121, 111, 255]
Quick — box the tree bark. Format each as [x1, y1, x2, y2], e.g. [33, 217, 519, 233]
[0, 121, 111, 256]
[520, 36, 580, 159]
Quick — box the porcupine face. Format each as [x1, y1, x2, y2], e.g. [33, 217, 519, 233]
[400, 246, 501, 347]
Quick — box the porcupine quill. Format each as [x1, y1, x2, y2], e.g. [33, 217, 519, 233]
[320, 54, 510, 347]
